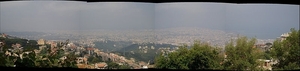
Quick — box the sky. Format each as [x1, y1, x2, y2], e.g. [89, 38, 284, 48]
[155, 3, 299, 39]
[155, 3, 227, 30]
[0, 1, 299, 39]
[0, 1, 83, 32]
[225, 4, 299, 39]
[80, 2, 154, 31]
[0, 1, 155, 32]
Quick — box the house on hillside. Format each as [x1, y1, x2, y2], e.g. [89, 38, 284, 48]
[141, 65, 148, 69]
[253, 42, 273, 52]
[37, 39, 46, 45]
[1, 33, 7, 38]
[87, 47, 94, 55]
[258, 59, 272, 70]
[94, 62, 107, 69]
[37, 39, 47, 51]
[76, 57, 88, 64]
[76, 57, 84, 64]
[77, 64, 88, 69]
[279, 32, 291, 42]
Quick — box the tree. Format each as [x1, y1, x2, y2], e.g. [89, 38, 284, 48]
[106, 61, 120, 69]
[154, 41, 223, 70]
[270, 28, 300, 70]
[222, 36, 264, 70]
[119, 65, 131, 69]
[88, 56, 102, 64]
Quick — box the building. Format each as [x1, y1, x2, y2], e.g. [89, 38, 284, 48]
[76, 57, 84, 64]
[37, 39, 46, 45]
[94, 62, 107, 69]
[87, 47, 94, 55]
[11, 43, 23, 52]
[1, 33, 7, 38]
[77, 64, 88, 69]
[76, 57, 88, 64]
[141, 65, 148, 69]
[279, 32, 291, 42]
[258, 59, 272, 70]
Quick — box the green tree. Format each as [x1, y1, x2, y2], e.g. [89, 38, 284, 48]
[270, 28, 300, 70]
[222, 37, 264, 70]
[106, 61, 120, 69]
[88, 56, 102, 64]
[119, 64, 131, 69]
[154, 41, 223, 70]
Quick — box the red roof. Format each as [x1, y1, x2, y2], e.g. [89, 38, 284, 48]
[70, 45, 76, 49]
[87, 47, 94, 50]
[96, 63, 107, 68]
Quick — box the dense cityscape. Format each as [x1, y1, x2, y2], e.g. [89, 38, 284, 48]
[0, 27, 281, 69]
[0, 1, 298, 70]
[6, 27, 274, 48]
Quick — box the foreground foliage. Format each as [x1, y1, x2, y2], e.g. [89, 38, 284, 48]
[155, 41, 223, 70]
[155, 28, 300, 70]
[270, 28, 300, 70]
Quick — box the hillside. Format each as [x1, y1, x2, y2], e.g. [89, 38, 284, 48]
[0, 35, 39, 51]
[93, 40, 132, 51]
[114, 43, 178, 62]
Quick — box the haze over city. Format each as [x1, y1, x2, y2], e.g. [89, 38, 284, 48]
[0, 1, 299, 39]
[0, 1, 299, 70]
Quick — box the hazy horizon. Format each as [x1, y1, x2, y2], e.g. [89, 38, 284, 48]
[0, 1, 299, 39]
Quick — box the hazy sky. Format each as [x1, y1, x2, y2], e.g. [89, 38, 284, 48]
[155, 3, 299, 39]
[0, 1, 154, 32]
[0, 1, 299, 39]
[226, 4, 299, 39]
[80, 2, 154, 30]
[155, 3, 227, 30]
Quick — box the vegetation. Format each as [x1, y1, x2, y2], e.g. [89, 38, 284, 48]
[1, 28, 299, 70]
[87, 55, 103, 64]
[154, 28, 300, 70]
[222, 37, 264, 70]
[105, 59, 131, 69]
[0, 38, 78, 68]
[0, 37, 134, 69]
[270, 28, 300, 70]
[154, 41, 223, 70]
[154, 37, 265, 70]
[117, 43, 177, 62]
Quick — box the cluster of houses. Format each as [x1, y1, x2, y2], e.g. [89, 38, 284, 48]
[36, 38, 153, 69]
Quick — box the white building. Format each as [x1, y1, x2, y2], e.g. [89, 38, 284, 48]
[141, 65, 148, 69]
[279, 32, 291, 42]
[258, 59, 273, 70]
